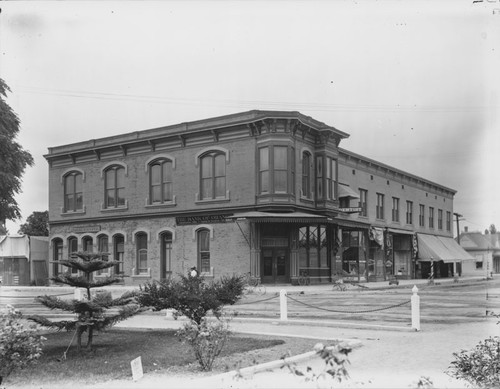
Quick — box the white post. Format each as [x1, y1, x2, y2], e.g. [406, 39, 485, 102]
[280, 289, 288, 321]
[411, 285, 420, 331]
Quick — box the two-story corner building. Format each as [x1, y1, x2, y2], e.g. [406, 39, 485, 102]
[44, 110, 472, 285]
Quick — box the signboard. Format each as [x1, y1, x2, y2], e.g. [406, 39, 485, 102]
[73, 225, 101, 233]
[130, 356, 144, 381]
[338, 207, 362, 214]
[176, 215, 230, 225]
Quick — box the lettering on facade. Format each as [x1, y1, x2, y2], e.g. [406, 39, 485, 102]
[73, 225, 101, 234]
[339, 207, 362, 214]
[175, 215, 231, 225]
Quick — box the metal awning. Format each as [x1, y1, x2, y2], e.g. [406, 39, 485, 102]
[417, 234, 474, 263]
[338, 184, 360, 199]
[228, 211, 328, 224]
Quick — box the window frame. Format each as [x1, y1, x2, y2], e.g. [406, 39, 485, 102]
[325, 157, 337, 201]
[376, 193, 385, 220]
[67, 236, 78, 274]
[429, 207, 435, 229]
[199, 151, 226, 200]
[438, 209, 443, 230]
[392, 197, 400, 222]
[446, 211, 451, 231]
[63, 171, 83, 212]
[104, 165, 126, 208]
[406, 201, 413, 225]
[135, 232, 148, 275]
[359, 189, 368, 217]
[258, 145, 295, 196]
[301, 152, 312, 198]
[419, 204, 425, 227]
[197, 228, 211, 274]
[149, 159, 174, 204]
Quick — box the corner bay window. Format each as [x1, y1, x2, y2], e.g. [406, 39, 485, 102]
[302, 152, 312, 198]
[200, 152, 226, 200]
[64, 172, 83, 212]
[259, 145, 295, 195]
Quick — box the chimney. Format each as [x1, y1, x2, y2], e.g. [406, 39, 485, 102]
[464, 226, 468, 233]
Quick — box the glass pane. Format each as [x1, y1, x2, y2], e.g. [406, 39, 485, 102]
[65, 175, 74, 193]
[214, 154, 225, 176]
[199, 230, 210, 251]
[274, 146, 287, 169]
[99, 237, 108, 252]
[151, 164, 161, 184]
[106, 169, 115, 189]
[201, 156, 213, 178]
[106, 189, 115, 207]
[163, 183, 172, 201]
[259, 147, 269, 170]
[75, 174, 82, 192]
[263, 250, 273, 276]
[163, 161, 172, 182]
[326, 158, 331, 179]
[152, 185, 161, 202]
[136, 234, 147, 250]
[201, 178, 212, 199]
[65, 194, 74, 211]
[117, 189, 125, 206]
[75, 193, 83, 210]
[277, 251, 286, 276]
[260, 171, 269, 193]
[116, 167, 124, 187]
[274, 171, 287, 192]
[331, 159, 337, 180]
[215, 177, 225, 197]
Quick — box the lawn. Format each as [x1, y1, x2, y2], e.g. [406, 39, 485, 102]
[6, 328, 292, 387]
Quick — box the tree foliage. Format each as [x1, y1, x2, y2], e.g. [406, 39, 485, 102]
[29, 251, 143, 352]
[0, 78, 34, 223]
[490, 224, 497, 234]
[18, 210, 49, 236]
[138, 274, 245, 325]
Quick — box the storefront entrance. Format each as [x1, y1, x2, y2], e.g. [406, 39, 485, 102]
[262, 248, 288, 284]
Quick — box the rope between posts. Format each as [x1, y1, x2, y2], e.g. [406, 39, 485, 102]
[0, 292, 74, 299]
[287, 295, 410, 314]
[236, 293, 280, 305]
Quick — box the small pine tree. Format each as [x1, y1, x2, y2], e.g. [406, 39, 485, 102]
[29, 251, 143, 352]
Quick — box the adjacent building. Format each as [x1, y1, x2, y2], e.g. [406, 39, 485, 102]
[459, 229, 500, 277]
[44, 110, 472, 285]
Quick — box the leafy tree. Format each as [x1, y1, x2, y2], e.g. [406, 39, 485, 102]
[18, 210, 49, 236]
[138, 274, 245, 325]
[0, 78, 34, 224]
[490, 224, 497, 234]
[29, 251, 143, 352]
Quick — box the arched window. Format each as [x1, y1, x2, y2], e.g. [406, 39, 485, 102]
[68, 236, 78, 274]
[136, 232, 148, 275]
[52, 238, 63, 277]
[82, 236, 93, 252]
[96, 235, 109, 275]
[105, 166, 126, 208]
[160, 232, 173, 280]
[302, 152, 311, 198]
[197, 228, 211, 273]
[150, 159, 173, 204]
[200, 152, 226, 200]
[64, 172, 83, 212]
[113, 234, 125, 275]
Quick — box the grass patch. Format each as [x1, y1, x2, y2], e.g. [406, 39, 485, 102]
[7, 328, 285, 387]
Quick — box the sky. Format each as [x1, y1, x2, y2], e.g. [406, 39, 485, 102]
[1, 0, 499, 236]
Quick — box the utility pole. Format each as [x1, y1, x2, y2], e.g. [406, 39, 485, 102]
[454, 213, 463, 243]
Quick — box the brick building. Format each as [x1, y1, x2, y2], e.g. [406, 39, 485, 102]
[44, 110, 472, 285]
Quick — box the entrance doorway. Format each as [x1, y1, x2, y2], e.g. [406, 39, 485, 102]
[262, 248, 288, 284]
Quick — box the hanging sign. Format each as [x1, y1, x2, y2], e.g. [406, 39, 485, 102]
[338, 207, 362, 214]
[176, 215, 231, 225]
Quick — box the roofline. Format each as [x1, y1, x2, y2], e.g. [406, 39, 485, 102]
[338, 147, 457, 195]
[44, 110, 349, 159]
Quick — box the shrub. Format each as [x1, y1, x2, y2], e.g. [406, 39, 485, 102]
[177, 317, 231, 371]
[447, 336, 500, 388]
[0, 305, 45, 384]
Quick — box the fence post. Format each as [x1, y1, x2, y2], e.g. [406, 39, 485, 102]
[280, 289, 287, 321]
[411, 285, 420, 331]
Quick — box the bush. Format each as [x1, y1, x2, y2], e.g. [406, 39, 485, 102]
[0, 305, 45, 384]
[447, 336, 500, 388]
[177, 317, 231, 371]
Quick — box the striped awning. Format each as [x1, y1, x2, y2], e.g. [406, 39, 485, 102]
[228, 211, 328, 224]
[417, 234, 474, 263]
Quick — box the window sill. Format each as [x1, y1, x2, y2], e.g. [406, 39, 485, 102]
[145, 202, 177, 209]
[101, 206, 129, 213]
[60, 207, 86, 217]
[200, 267, 214, 277]
[195, 198, 230, 205]
[299, 196, 314, 204]
[131, 268, 151, 279]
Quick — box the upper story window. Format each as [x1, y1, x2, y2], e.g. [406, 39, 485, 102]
[258, 145, 295, 195]
[376, 193, 385, 219]
[438, 209, 443, 230]
[105, 166, 126, 208]
[359, 189, 368, 217]
[326, 157, 337, 201]
[429, 207, 435, 229]
[302, 152, 312, 198]
[150, 159, 173, 203]
[200, 152, 226, 200]
[446, 211, 451, 231]
[419, 204, 425, 227]
[64, 171, 83, 212]
[406, 201, 413, 225]
[392, 197, 400, 222]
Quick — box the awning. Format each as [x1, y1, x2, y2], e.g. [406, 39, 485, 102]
[338, 184, 360, 199]
[387, 228, 414, 236]
[228, 211, 328, 224]
[417, 234, 474, 263]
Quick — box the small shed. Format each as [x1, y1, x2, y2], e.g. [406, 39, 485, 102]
[0, 235, 49, 286]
